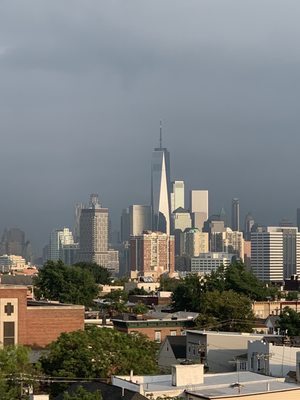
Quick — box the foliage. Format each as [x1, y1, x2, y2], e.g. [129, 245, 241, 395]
[286, 291, 299, 301]
[63, 386, 102, 400]
[206, 262, 276, 300]
[74, 262, 111, 285]
[34, 260, 99, 307]
[171, 274, 205, 312]
[277, 307, 300, 336]
[195, 290, 254, 332]
[0, 345, 35, 400]
[128, 287, 149, 296]
[40, 327, 159, 384]
[103, 289, 128, 302]
[133, 303, 149, 314]
[159, 275, 181, 292]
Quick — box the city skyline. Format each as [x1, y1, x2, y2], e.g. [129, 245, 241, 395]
[1, 1, 300, 253]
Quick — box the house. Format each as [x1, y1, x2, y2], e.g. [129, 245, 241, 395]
[265, 315, 280, 334]
[0, 285, 84, 348]
[248, 336, 299, 377]
[158, 335, 187, 370]
[185, 330, 277, 372]
[113, 364, 300, 400]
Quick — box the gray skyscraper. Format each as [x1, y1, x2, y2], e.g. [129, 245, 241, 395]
[244, 212, 255, 240]
[129, 205, 152, 236]
[78, 194, 119, 275]
[151, 126, 171, 234]
[231, 198, 240, 231]
[297, 208, 300, 231]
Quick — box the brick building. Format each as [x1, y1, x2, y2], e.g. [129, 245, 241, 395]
[111, 314, 196, 343]
[0, 285, 84, 348]
[130, 231, 175, 280]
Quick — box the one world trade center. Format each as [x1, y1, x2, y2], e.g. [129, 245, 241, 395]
[151, 125, 171, 235]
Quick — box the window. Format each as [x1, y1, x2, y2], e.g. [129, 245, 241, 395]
[170, 330, 177, 336]
[3, 322, 15, 346]
[155, 331, 161, 342]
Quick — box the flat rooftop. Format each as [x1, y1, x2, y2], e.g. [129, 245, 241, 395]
[114, 371, 299, 397]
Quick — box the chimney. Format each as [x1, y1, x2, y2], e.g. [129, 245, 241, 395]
[171, 364, 204, 387]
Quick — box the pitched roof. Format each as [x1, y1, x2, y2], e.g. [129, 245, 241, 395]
[1, 275, 33, 285]
[55, 381, 148, 400]
[165, 335, 186, 359]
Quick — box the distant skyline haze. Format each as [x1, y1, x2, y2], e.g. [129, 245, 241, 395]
[0, 0, 300, 254]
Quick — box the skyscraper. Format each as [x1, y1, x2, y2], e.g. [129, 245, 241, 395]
[77, 194, 119, 275]
[231, 198, 240, 231]
[130, 231, 175, 279]
[244, 212, 255, 240]
[190, 190, 209, 231]
[49, 228, 74, 261]
[129, 205, 152, 236]
[297, 208, 300, 231]
[251, 226, 300, 281]
[151, 126, 171, 234]
[170, 180, 185, 213]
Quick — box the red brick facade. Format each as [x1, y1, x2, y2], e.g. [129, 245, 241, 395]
[130, 231, 175, 278]
[0, 285, 84, 348]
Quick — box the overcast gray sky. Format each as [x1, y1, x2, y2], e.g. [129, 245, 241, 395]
[1, 0, 300, 254]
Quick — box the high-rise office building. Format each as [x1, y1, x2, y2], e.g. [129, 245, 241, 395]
[244, 212, 255, 241]
[185, 228, 209, 257]
[231, 198, 240, 231]
[151, 129, 171, 235]
[49, 228, 74, 261]
[74, 203, 85, 243]
[251, 226, 300, 281]
[170, 181, 185, 213]
[129, 205, 152, 237]
[77, 194, 119, 275]
[171, 207, 192, 233]
[211, 228, 244, 261]
[0, 228, 32, 262]
[130, 231, 174, 279]
[120, 208, 130, 243]
[190, 190, 208, 231]
[297, 209, 300, 231]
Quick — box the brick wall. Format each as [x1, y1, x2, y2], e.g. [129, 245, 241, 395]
[25, 306, 84, 347]
[126, 326, 184, 342]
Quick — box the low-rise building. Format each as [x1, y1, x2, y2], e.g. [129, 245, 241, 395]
[252, 300, 300, 319]
[113, 365, 300, 400]
[0, 285, 84, 348]
[112, 312, 197, 343]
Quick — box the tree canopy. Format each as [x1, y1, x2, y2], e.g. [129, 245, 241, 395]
[34, 260, 99, 307]
[277, 307, 300, 336]
[74, 262, 111, 285]
[63, 386, 102, 400]
[0, 345, 34, 400]
[40, 327, 159, 381]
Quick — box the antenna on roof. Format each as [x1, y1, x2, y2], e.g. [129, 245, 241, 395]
[159, 120, 162, 149]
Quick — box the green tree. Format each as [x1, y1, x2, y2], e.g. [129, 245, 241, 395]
[133, 303, 148, 314]
[40, 327, 158, 389]
[74, 262, 111, 284]
[128, 287, 149, 296]
[196, 290, 254, 332]
[0, 345, 35, 400]
[171, 274, 205, 312]
[207, 262, 275, 300]
[63, 386, 102, 400]
[277, 307, 300, 336]
[34, 260, 99, 307]
[286, 291, 299, 301]
[159, 275, 181, 292]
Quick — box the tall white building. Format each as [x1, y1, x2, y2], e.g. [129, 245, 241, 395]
[151, 134, 171, 235]
[129, 205, 152, 237]
[171, 207, 192, 233]
[170, 181, 185, 213]
[190, 190, 208, 231]
[49, 228, 74, 261]
[185, 228, 209, 257]
[251, 226, 300, 281]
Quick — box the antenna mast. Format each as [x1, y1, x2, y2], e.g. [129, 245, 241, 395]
[159, 120, 162, 149]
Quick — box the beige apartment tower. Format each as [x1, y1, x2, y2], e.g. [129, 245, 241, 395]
[190, 190, 208, 231]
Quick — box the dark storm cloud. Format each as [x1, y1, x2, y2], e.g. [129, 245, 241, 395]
[0, 0, 300, 252]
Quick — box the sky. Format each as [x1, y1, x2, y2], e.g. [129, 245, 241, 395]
[1, 0, 300, 255]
